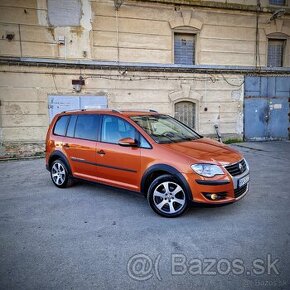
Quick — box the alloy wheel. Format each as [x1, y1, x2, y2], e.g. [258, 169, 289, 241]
[51, 162, 66, 186]
[153, 181, 186, 215]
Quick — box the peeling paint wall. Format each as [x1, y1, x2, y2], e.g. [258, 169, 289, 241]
[0, 0, 289, 64]
[0, 0, 93, 59]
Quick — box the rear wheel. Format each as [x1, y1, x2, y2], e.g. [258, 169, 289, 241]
[50, 159, 74, 188]
[147, 174, 188, 217]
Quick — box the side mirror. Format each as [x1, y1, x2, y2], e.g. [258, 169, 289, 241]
[118, 137, 137, 147]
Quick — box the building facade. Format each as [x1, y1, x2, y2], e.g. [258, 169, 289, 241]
[0, 0, 289, 157]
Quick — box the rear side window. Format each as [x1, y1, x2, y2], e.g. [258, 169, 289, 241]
[53, 115, 70, 136]
[74, 115, 99, 141]
[66, 115, 77, 137]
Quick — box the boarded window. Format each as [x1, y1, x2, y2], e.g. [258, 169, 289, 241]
[174, 33, 196, 65]
[48, 0, 81, 26]
[269, 0, 286, 5]
[267, 39, 285, 67]
[174, 101, 196, 129]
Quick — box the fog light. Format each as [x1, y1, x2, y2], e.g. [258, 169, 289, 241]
[210, 193, 218, 200]
[202, 192, 227, 200]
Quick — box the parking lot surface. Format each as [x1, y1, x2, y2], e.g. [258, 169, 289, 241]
[0, 141, 289, 290]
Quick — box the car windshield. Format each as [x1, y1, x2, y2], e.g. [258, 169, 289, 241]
[131, 114, 202, 144]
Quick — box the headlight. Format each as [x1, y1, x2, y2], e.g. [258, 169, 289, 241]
[191, 164, 224, 177]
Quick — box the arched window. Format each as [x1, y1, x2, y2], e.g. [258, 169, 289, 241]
[174, 101, 196, 129]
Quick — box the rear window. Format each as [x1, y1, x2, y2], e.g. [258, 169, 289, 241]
[74, 115, 99, 141]
[53, 115, 70, 136]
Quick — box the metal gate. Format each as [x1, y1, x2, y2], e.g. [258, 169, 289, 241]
[48, 95, 107, 122]
[244, 76, 290, 140]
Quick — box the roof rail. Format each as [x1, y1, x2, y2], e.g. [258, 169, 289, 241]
[61, 109, 158, 114]
[117, 109, 158, 113]
[61, 109, 84, 113]
[61, 108, 119, 114]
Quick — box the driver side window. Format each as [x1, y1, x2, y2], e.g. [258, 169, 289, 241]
[101, 115, 136, 144]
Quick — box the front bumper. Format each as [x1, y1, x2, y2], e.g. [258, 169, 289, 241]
[185, 163, 250, 204]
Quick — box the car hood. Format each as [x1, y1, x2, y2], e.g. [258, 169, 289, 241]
[163, 137, 242, 165]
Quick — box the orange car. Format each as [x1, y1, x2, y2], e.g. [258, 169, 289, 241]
[46, 110, 250, 217]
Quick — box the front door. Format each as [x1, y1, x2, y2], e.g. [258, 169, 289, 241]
[96, 115, 141, 191]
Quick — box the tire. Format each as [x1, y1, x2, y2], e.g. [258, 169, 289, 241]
[50, 159, 74, 188]
[147, 174, 189, 218]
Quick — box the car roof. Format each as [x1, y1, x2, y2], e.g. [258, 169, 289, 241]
[59, 109, 159, 117]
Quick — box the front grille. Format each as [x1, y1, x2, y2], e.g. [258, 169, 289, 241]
[234, 185, 248, 198]
[225, 159, 247, 176]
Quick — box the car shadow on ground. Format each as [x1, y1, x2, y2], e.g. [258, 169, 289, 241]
[72, 178, 240, 218]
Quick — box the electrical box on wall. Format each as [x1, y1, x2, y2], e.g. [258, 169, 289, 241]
[58, 36, 65, 45]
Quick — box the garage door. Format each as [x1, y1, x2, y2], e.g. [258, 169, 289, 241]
[48, 95, 108, 122]
[244, 76, 290, 140]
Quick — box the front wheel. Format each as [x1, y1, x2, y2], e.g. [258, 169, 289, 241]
[147, 175, 189, 218]
[50, 159, 74, 188]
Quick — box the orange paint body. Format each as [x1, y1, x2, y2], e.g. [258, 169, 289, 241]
[46, 110, 249, 204]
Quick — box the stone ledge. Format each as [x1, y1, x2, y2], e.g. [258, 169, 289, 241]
[1, 57, 290, 74]
[0, 142, 45, 160]
[131, 0, 290, 14]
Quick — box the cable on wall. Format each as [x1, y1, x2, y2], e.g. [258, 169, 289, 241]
[115, 9, 120, 67]
[255, 0, 261, 68]
[51, 67, 59, 93]
[221, 74, 245, 87]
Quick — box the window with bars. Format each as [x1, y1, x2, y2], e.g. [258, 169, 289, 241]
[174, 101, 196, 129]
[269, 0, 286, 5]
[174, 33, 196, 65]
[267, 39, 285, 67]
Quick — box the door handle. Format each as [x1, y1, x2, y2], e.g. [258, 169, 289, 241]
[97, 150, 105, 155]
[63, 143, 70, 148]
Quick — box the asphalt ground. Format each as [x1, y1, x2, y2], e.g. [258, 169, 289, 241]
[0, 141, 289, 289]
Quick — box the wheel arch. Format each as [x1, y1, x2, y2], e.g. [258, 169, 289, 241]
[141, 164, 193, 201]
[48, 150, 72, 175]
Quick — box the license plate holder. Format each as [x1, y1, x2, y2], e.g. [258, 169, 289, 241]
[238, 174, 250, 188]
